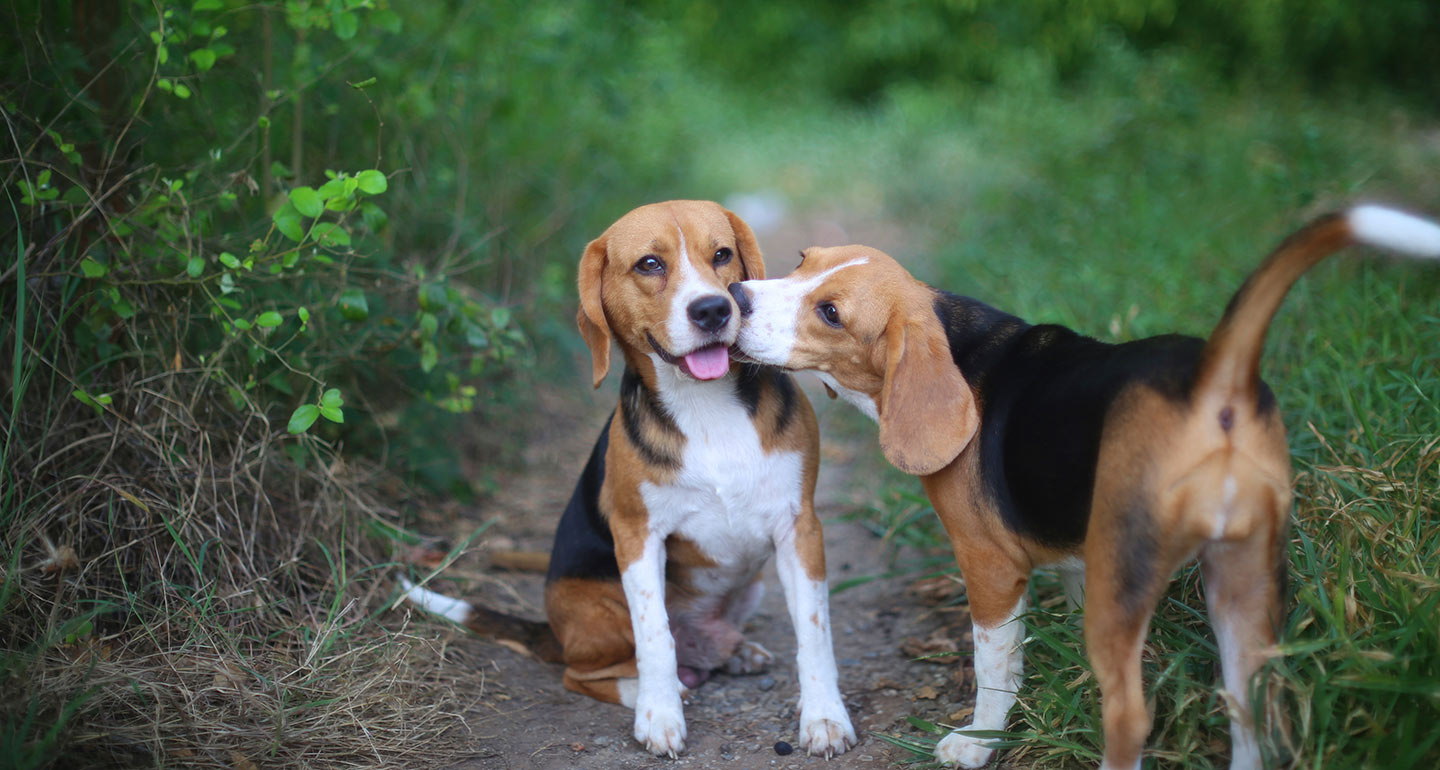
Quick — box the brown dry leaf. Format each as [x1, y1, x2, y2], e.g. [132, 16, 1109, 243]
[900, 631, 961, 662]
[494, 638, 538, 660]
[569, 743, 586, 752]
[908, 575, 963, 605]
[404, 545, 449, 570]
[948, 706, 974, 723]
[913, 685, 940, 701]
[229, 751, 259, 770]
[871, 677, 906, 691]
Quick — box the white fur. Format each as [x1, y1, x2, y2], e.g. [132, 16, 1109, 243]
[1348, 205, 1440, 258]
[399, 577, 473, 624]
[665, 226, 737, 356]
[735, 258, 870, 366]
[630, 359, 853, 757]
[815, 372, 880, 422]
[935, 597, 1027, 768]
[1205, 587, 1262, 770]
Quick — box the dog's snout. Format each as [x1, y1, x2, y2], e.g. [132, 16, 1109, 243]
[727, 283, 753, 316]
[687, 295, 732, 332]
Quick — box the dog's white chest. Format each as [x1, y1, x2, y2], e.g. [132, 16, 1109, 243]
[639, 364, 804, 563]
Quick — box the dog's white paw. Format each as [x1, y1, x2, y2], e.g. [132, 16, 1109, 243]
[935, 730, 995, 768]
[798, 698, 856, 759]
[633, 699, 687, 758]
[725, 640, 774, 675]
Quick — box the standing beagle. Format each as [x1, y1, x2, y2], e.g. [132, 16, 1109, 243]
[727, 205, 1440, 769]
[404, 201, 854, 758]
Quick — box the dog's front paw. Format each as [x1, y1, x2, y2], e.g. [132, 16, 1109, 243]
[798, 700, 856, 759]
[725, 640, 774, 675]
[633, 698, 687, 758]
[934, 729, 995, 768]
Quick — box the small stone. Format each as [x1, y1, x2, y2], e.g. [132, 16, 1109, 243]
[591, 735, 612, 747]
[774, 741, 794, 756]
[758, 676, 777, 691]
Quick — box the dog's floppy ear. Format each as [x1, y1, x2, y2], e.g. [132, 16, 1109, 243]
[877, 318, 978, 475]
[725, 208, 765, 281]
[576, 235, 611, 388]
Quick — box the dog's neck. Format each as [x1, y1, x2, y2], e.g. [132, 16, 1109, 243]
[929, 289, 1033, 398]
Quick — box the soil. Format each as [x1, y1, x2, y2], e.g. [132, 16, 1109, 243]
[407, 207, 1008, 770]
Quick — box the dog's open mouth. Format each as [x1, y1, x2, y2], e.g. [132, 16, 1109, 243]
[648, 333, 733, 381]
[680, 343, 730, 381]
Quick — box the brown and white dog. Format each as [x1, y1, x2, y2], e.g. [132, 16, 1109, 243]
[403, 201, 855, 758]
[727, 205, 1440, 769]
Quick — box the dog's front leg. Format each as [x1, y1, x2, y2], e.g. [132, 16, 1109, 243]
[935, 594, 1027, 768]
[774, 510, 856, 758]
[618, 530, 686, 757]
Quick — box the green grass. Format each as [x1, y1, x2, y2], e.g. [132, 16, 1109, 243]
[693, 51, 1440, 768]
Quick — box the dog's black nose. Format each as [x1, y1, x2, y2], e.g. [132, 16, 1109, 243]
[687, 295, 732, 332]
[727, 283, 753, 316]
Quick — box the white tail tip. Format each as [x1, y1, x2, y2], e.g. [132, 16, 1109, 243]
[399, 577, 473, 624]
[1348, 205, 1440, 258]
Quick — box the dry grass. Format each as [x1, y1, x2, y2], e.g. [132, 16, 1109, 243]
[0, 278, 491, 768]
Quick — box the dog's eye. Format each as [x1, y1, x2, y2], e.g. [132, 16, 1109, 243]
[713, 247, 733, 267]
[817, 302, 842, 328]
[634, 256, 664, 275]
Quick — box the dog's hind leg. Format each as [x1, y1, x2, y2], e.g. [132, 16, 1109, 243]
[1200, 519, 1287, 770]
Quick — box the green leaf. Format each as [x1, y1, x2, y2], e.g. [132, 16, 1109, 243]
[360, 201, 388, 232]
[320, 388, 343, 408]
[186, 255, 204, 277]
[319, 405, 344, 424]
[190, 48, 217, 71]
[355, 169, 388, 195]
[350, 77, 377, 89]
[218, 251, 240, 269]
[419, 312, 438, 338]
[72, 389, 101, 414]
[289, 186, 323, 218]
[315, 223, 350, 247]
[232, 317, 251, 330]
[157, 78, 173, 93]
[420, 341, 438, 373]
[338, 288, 368, 321]
[258, 115, 271, 129]
[273, 202, 304, 241]
[298, 306, 311, 325]
[490, 307, 511, 329]
[288, 404, 320, 434]
[173, 83, 191, 99]
[332, 11, 358, 39]
[255, 311, 283, 328]
[373, 9, 402, 33]
[316, 178, 346, 198]
[80, 257, 107, 278]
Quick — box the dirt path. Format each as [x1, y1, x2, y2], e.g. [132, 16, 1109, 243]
[408, 207, 1001, 769]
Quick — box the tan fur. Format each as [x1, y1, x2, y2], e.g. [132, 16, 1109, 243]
[747, 212, 1404, 766]
[551, 201, 824, 706]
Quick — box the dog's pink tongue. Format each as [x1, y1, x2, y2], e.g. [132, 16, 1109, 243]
[684, 345, 730, 380]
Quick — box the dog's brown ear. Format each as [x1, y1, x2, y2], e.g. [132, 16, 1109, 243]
[725, 208, 765, 281]
[877, 318, 978, 475]
[576, 235, 611, 388]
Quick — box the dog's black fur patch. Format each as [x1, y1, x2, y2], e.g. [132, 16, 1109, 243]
[619, 367, 683, 470]
[933, 290, 1276, 548]
[546, 415, 620, 583]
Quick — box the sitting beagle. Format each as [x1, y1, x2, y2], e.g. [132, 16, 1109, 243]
[727, 205, 1440, 769]
[404, 200, 855, 758]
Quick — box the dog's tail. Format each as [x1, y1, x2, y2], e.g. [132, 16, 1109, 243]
[399, 577, 564, 663]
[1193, 205, 1440, 406]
